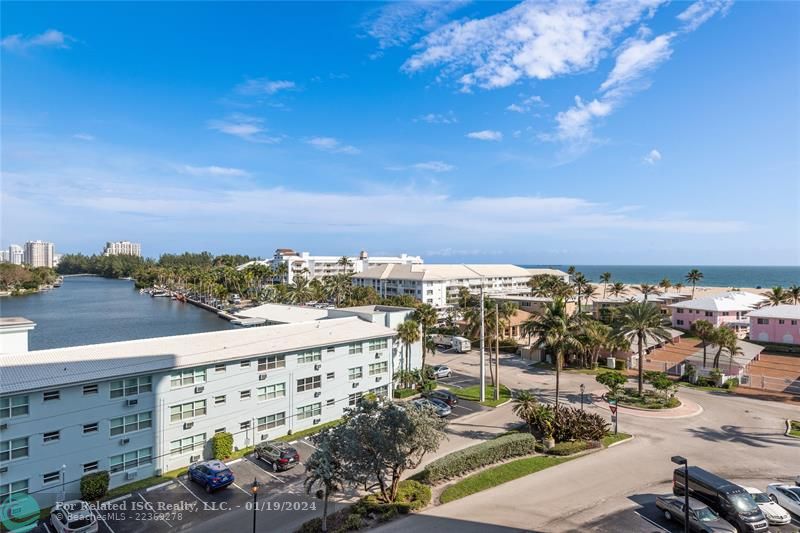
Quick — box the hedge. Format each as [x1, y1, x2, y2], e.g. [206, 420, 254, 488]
[416, 432, 536, 485]
[546, 440, 601, 456]
[212, 432, 233, 460]
[80, 471, 110, 501]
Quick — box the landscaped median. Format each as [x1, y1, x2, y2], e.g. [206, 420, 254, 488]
[447, 384, 512, 407]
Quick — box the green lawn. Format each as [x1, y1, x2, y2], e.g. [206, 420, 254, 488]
[439, 455, 572, 504]
[450, 384, 512, 407]
[678, 382, 730, 393]
[601, 433, 633, 447]
[789, 420, 800, 438]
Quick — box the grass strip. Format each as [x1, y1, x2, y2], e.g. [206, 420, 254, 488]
[601, 433, 632, 447]
[439, 455, 572, 504]
[789, 420, 800, 438]
[450, 385, 511, 407]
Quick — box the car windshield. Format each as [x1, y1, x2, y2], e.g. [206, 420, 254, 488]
[694, 506, 719, 522]
[787, 488, 800, 501]
[751, 492, 771, 504]
[728, 493, 758, 513]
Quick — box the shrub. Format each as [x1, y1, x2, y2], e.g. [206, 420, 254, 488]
[340, 513, 363, 531]
[682, 363, 697, 382]
[546, 440, 601, 456]
[498, 338, 520, 353]
[552, 406, 609, 442]
[393, 388, 417, 399]
[417, 433, 536, 484]
[722, 377, 739, 390]
[709, 368, 722, 386]
[80, 471, 110, 501]
[596, 371, 627, 393]
[212, 432, 233, 459]
[614, 359, 627, 371]
[395, 480, 431, 511]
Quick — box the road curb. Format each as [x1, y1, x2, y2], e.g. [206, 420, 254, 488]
[227, 457, 244, 465]
[607, 435, 635, 448]
[105, 494, 132, 505]
[146, 481, 174, 492]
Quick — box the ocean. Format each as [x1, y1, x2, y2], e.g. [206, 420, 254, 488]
[522, 265, 800, 288]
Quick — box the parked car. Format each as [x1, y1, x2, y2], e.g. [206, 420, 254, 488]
[673, 466, 768, 532]
[766, 483, 800, 517]
[656, 495, 736, 533]
[432, 365, 451, 379]
[412, 397, 451, 417]
[423, 388, 459, 407]
[188, 460, 235, 493]
[50, 500, 99, 533]
[255, 441, 300, 472]
[742, 487, 792, 525]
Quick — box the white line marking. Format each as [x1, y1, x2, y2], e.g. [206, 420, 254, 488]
[176, 477, 207, 505]
[93, 508, 115, 533]
[263, 469, 285, 483]
[289, 440, 299, 445]
[231, 482, 251, 496]
[635, 511, 670, 532]
[302, 440, 318, 450]
[226, 458, 243, 465]
[145, 481, 173, 492]
[137, 492, 173, 528]
[105, 494, 131, 505]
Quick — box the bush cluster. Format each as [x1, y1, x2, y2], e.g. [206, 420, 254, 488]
[552, 406, 610, 442]
[394, 480, 431, 511]
[722, 377, 739, 390]
[80, 471, 110, 501]
[545, 440, 601, 456]
[416, 433, 536, 485]
[392, 388, 417, 399]
[212, 432, 233, 459]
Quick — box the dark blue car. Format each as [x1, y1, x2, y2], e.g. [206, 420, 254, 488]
[188, 460, 234, 493]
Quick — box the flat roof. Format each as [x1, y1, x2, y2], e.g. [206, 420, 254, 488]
[668, 291, 766, 312]
[341, 305, 415, 315]
[353, 263, 534, 281]
[0, 317, 395, 395]
[0, 317, 36, 328]
[747, 304, 800, 320]
[237, 303, 329, 323]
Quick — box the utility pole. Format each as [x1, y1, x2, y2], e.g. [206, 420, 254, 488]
[495, 302, 500, 401]
[479, 282, 485, 403]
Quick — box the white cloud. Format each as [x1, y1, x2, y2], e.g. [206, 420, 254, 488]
[506, 104, 525, 113]
[403, 0, 665, 90]
[306, 137, 361, 155]
[552, 97, 612, 141]
[207, 114, 282, 143]
[643, 149, 662, 164]
[600, 33, 674, 92]
[180, 165, 250, 177]
[414, 111, 457, 124]
[72, 133, 95, 141]
[677, 0, 733, 32]
[412, 161, 455, 172]
[466, 130, 503, 141]
[506, 95, 545, 113]
[1, 29, 73, 51]
[363, 0, 468, 49]
[235, 78, 296, 95]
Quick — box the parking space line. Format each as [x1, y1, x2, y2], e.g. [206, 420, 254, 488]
[145, 480, 173, 492]
[231, 482, 251, 496]
[301, 439, 318, 450]
[93, 508, 115, 533]
[244, 455, 286, 482]
[634, 511, 670, 532]
[137, 493, 173, 528]
[227, 458, 243, 466]
[176, 477, 207, 505]
[105, 494, 131, 505]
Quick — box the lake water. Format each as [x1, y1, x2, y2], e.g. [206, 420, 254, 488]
[0, 276, 236, 350]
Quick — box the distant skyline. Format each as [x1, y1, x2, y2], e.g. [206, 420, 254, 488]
[2, 1, 798, 266]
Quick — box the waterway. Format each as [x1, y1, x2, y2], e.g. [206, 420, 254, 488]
[0, 276, 236, 350]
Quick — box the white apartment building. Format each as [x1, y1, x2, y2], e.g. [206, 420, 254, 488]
[8, 245, 24, 265]
[0, 250, 9, 263]
[103, 241, 142, 257]
[23, 241, 55, 268]
[0, 309, 420, 509]
[351, 263, 544, 308]
[239, 249, 423, 284]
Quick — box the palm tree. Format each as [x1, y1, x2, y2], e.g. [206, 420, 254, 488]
[674, 282, 684, 294]
[511, 390, 539, 435]
[572, 273, 588, 312]
[710, 326, 736, 370]
[413, 304, 438, 372]
[764, 286, 790, 306]
[690, 319, 714, 369]
[520, 298, 582, 409]
[397, 319, 420, 386]
[337, 256, 353, 273]
[685, 269, 704, 299]
[609, 282, 626, 299]
[616, 302, 673, 395]
[288, 276, 313, 305]
[724, 336, 744, 373]
[658, 277, 672, 295]
[788, 284, 800, 305]
[578, 319, 613, 369]
[581, 284, 598, 310]
[637, 284, 662, 302]
[599, 272, 612, 299]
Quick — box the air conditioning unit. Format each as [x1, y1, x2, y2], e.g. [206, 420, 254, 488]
[0, 423, 7, 431]
[352, 382, 358, 388]
[375, 377, 382, 382]
[125, 399, 138, 407]
[183, 422, 194, 430]
[0, 466, 7, 474]
[314, 391, 321, 398]
[119, 438, 130, 445]
[190, 455, 200, 463]
[258, 373, 268, 381]
[375, 353, 381, 359]
[194, 386, 204, 394]
[125, 471, 137, 480]
[261, 434, 269, 441]
[313, 418, 321, 424]
[314, 364, 321, 371]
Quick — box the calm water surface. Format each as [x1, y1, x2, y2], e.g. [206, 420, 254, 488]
[0, 276, 236, 350]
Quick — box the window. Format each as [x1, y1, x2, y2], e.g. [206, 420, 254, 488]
[83, 461, 99, 474]
[43, 390, 60, 401]
[0, 395, 29, 419]
[779, 319, 785, 325]
[83, 384, 99, 395]
[257, 355, 285, 371]
[757, 318, 769, 325]
[240, 390, 251, 400]
[326, 372, 335, 380]
[169, 400, 207, 422]
[297, 376, 321, 392]
[110, 376, 152, 398]
[297, 350, 321, 364]
[348, 367, 363, 380]
[170, 368, 206, 388]
[257, 383, 286, 401]
[170, 433, 206, 456]
[676, 319, 684, 326]
[792, 320, 798, 326]
[257, 412, 286, 431]
[348, 343, 363, 355]
[677, 308, 684, 314]
[0, 438, 29, 462]
[241, 360, 251, 368]
[297, 403, 321, 421]
[43, 471, 60, 484]
[370, 385, 389, 398]
[326, 347, 335, 354]
[240, 421, 251, 430]
[43, 431, 60, 443]
[109, 447, 152, 473]
[215, 364, 226, 373]
[368, 339, 388, 351]
[83, 422, 99, 434]
[0, 480, 28, 501]
[326, 399, 335, 406]
[110, 412, 152, 436]
[214, 395, 226, 405]
[348, 392, 362, 406]
[369, 362, 388, 375]
[704, 311, 713, 317]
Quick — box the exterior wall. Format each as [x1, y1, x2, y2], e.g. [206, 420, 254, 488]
[671, 308, 751, 337]
[749, 317, 800, 345]
[23, 241, 54, 268]
[9, 246, 24, 265]
[104, 241, 142, 257]
[0, 326, 34, 354]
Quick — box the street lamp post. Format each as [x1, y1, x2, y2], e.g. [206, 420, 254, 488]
[251, 478, 259, 533]
[60, 464, 66, 502]
[579, 383, 585, 410]
[671, 456, 689, 533]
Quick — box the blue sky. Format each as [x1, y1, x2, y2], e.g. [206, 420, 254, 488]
[2, 1, 798, 265]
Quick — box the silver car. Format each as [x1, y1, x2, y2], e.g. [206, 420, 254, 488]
[412, 397, 451, 417]
[656, 495, 736, 533]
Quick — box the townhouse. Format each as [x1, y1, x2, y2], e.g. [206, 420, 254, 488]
[668, 291, 766, 338]
[747, 304, 800, 345]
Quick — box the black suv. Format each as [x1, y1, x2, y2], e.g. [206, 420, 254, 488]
[424, 389, 459, 407]
[255, 441, 300, 472]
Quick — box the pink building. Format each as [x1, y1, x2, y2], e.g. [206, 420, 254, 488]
[668, 291, 766, 339]
[747, 305, 800, 345]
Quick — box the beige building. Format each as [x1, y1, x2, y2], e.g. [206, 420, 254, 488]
[104, 241, 142, 257]
[24, 240, 55, 268]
